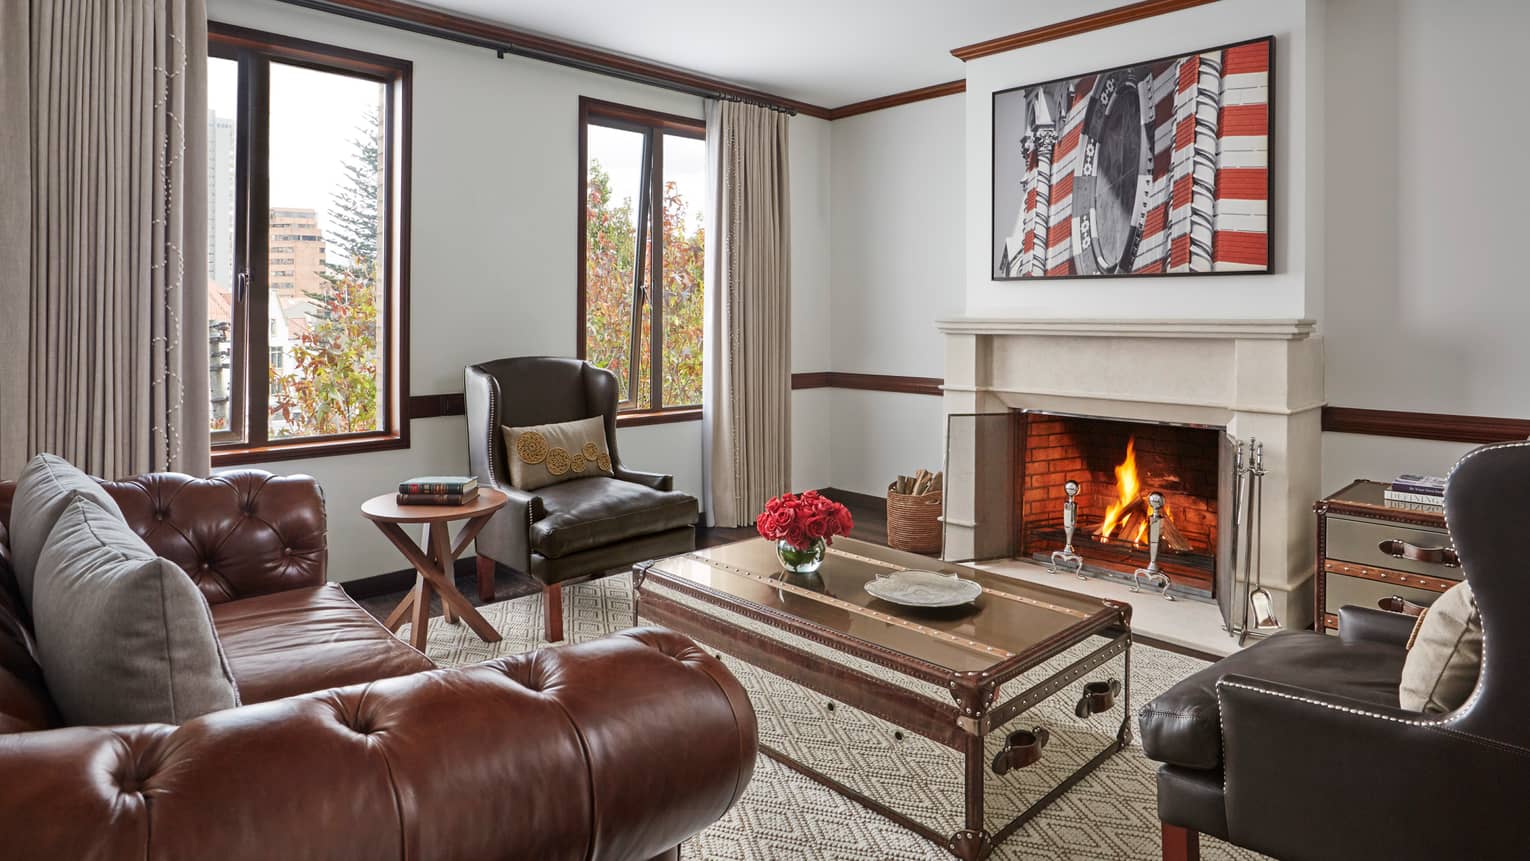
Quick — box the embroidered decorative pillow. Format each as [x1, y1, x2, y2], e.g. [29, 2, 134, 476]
[1398, 581, 1482, 713]
[503, 416, 614, 491]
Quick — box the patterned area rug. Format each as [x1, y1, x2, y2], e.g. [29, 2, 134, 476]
[399, 574, 1264, 861]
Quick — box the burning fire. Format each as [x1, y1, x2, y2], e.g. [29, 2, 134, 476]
[1092, 437, 1174, 547]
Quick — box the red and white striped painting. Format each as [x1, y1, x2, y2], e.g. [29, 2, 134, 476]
[993, 36, 1272, 280]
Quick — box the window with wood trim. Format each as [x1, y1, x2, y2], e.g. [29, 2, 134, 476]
[207, 23, 410, 464]
[578, 98, 706, 417]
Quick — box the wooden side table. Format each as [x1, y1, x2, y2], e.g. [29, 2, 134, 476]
[361, 489, 508, 651]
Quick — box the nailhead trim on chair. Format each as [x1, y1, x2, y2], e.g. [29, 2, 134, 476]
[1212, 440, 1530, 804]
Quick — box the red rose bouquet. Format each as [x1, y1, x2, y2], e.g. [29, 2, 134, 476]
[755, 490, 854, 551]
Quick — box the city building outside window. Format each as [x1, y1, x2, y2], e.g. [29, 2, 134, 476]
[206, 24, 411, 463]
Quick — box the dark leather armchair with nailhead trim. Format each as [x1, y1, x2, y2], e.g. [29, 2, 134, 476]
[1138, 440, 1530, 860]
[466, 357, 699, 641]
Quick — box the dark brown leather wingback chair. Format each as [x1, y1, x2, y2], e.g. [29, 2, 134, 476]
[466, 357, 699, 641]
[1138, 440, 1530, 861]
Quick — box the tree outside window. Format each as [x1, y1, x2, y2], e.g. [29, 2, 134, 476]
[206, 25, 409, 463]
[580, 99, 705, 413]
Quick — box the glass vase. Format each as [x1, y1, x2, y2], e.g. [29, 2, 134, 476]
[776, 537, 827, 574]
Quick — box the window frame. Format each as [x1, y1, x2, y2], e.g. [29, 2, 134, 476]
[208, 22, 413, 466]
[576, 97, 706, 427]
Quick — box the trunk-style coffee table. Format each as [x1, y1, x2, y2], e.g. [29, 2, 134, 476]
[634, 538, 1132, 861]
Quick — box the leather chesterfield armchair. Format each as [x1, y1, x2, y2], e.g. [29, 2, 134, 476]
[0, 469, 755, 860]
[1138, 440, 1530, 861]
[466, 357, 700, 641]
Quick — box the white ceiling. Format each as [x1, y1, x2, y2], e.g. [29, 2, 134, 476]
[412, 0, 1122, 108]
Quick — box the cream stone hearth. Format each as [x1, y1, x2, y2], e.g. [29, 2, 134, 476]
[939, 318, 1324, 631]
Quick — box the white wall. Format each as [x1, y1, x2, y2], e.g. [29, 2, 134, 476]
[790, 115, 835, 492]
[202, 0, 1530, 579]
[962, 0, 1319, 320]
[207, 0, 833, 579]
[1318, 0, 1530, 491]
[825, 95, 965, 494]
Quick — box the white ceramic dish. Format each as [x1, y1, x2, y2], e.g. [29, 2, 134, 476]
[864, 570, 983, 608]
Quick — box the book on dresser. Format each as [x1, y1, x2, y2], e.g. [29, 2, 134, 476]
[397, 476, 478, 506]
[1388, 473, 1445, 496]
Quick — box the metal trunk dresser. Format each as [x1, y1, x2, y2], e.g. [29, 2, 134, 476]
[633, 537, 1133, 860]
[1314, 480, 1458, 634]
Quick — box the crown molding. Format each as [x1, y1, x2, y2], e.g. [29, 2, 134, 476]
[951, 0, 1220, 62]
[826, 79, 967, 120]
[278, 1, 1230, 125]
[276, 0, 835, 118]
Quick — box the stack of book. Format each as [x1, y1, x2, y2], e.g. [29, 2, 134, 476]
[397, 476, 478, 506]
[1384, 473, 1445, 511]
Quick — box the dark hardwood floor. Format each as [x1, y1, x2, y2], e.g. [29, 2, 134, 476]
[351, 487, 888, 622]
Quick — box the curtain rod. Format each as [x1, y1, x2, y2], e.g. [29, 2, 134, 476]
[273, 0, 799, 115]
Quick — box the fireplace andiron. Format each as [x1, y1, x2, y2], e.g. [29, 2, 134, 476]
[1048, 479, 1085, 577]
[1129, 492, 1174, 600]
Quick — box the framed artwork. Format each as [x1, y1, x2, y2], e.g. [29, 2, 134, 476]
[990, 35, 1273, 280]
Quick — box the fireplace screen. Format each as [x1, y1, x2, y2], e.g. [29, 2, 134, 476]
[1017, 412, 1223, 598]
[941, 413, 1016, 563]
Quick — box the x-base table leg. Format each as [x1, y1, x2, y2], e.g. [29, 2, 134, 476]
[376, 515, 502, 651]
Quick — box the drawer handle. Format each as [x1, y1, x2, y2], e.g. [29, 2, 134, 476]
[1377, 539, 1458, 567]
[1378, 595, 1428, 617]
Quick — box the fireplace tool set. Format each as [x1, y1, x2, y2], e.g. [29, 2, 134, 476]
[1227, 438, 1280, 642]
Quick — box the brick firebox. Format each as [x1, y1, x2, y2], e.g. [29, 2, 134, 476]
[1018, 413, 1221, 596]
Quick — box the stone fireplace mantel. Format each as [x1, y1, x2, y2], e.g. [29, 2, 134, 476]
[936, 317, 1316, 340]
[938, 316, 1324, 630]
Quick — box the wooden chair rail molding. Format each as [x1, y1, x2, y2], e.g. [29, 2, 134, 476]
[950, 0, 1221, 61]
[791, 372, 944, 397]
[1320, 407, 1530, 445]
[405, 391, 1526, 444]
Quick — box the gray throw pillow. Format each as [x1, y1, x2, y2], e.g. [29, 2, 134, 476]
[9, 453, 126, 605]
[503, 416, 615, 491]
[1398, 581, 1482, 713]
[33, 496, 239, 725]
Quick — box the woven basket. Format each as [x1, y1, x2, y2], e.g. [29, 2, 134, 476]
[886, 486, 943, 554]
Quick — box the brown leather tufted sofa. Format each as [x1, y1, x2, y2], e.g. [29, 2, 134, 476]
[0, 469, 757, 860]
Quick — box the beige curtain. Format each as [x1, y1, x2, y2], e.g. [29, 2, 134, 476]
[702, 99, 792, 527]
[0, 0, 210, 479]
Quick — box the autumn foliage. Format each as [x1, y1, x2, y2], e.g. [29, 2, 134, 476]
[584, 160, 704, 408]
[270, 111, 383, 437]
